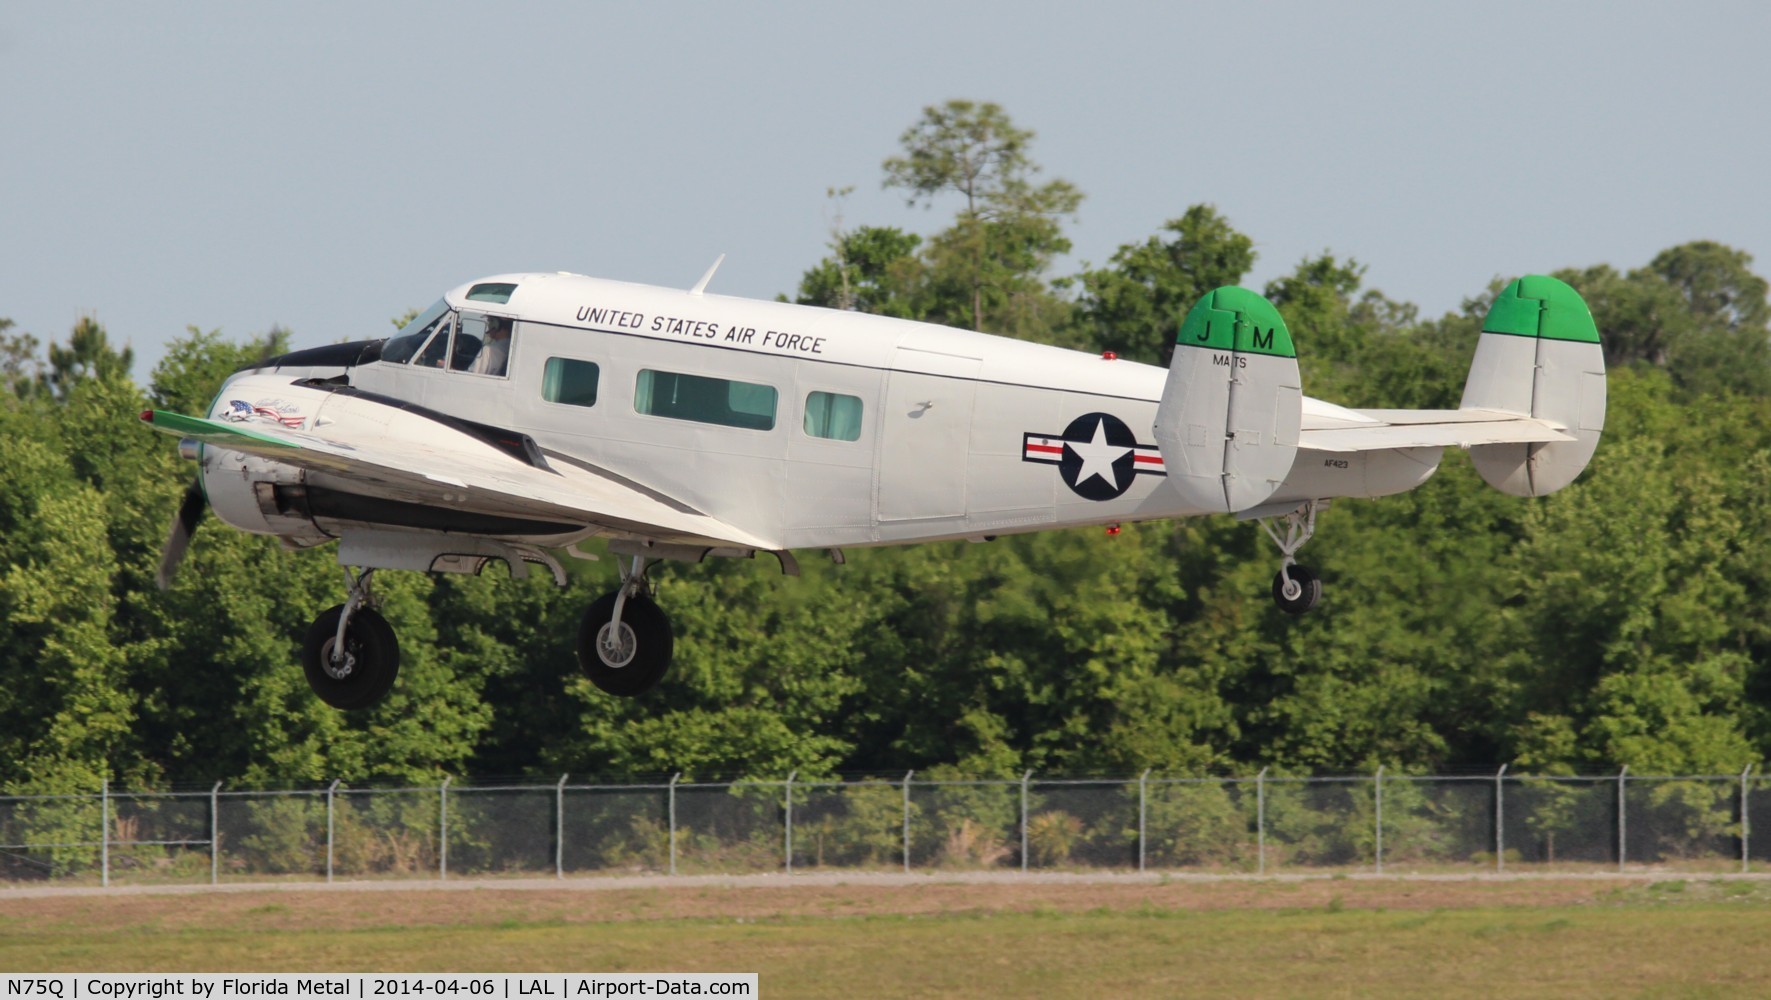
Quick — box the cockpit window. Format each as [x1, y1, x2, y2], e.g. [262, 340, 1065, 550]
[414, 314, 455, 368]
[459, 313, 513, 377]
[383, 299, 453, 365]
[466, 282, 517, 304]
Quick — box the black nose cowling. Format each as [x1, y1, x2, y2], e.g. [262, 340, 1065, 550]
[237, 338, 385, 373]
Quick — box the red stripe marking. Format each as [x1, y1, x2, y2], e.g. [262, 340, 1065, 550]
[1026, 444, 1064, 455]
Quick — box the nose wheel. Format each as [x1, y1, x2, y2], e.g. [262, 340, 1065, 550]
[1260, 501, 1326, 616]
[577, 555, 674, 696]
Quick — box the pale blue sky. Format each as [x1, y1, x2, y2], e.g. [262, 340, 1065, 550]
[3, 2, 1767, 378]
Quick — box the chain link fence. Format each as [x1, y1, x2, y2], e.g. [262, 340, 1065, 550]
[3, 769, 1765, 886]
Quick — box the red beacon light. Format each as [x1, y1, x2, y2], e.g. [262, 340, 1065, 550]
[1106, 523, 1121, 536]
[1101, 351, 1117, 361]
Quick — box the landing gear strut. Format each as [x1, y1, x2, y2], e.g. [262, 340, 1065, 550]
[302, 568, 401, 709]
[577, 555, 674, 696]
[1261, 501, 1325, 616]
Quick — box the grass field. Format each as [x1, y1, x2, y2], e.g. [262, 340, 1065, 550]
[4, 875, 1771, 997]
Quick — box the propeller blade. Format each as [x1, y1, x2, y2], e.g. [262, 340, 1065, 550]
[157, 477, 207, 591]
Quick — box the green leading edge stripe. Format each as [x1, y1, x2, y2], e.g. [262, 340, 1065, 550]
[1174, 286, 1297, 359]
[1481, 275, 1601, 344]
[144, 410, 299, 449]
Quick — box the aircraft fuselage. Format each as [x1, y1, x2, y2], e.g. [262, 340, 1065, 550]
[306, 272, 1437, 552]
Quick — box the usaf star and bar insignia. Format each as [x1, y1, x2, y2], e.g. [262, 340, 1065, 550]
[1022, 412, 1165, 501]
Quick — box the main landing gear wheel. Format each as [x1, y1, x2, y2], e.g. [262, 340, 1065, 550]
[1272, 565, 1322, 616]
[578, 591, 673, 696]
[302, 604, 400, 710]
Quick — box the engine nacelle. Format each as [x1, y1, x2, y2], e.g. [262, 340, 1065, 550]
[200, 447, 330, 544]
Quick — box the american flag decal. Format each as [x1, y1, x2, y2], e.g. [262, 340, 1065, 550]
[1022, 433, 1165, 472]
[1021, 433, 1068, 464]
[223, 398, 308, 431]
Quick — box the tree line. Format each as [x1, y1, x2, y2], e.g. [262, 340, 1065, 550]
[3, 100, 1770, 793]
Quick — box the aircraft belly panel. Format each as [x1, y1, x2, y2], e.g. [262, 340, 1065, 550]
[781, 475, 871, 541]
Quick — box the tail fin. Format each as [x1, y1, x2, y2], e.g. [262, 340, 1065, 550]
[1460, 276, 1606, 496]
[1153, 286, 1303, 513]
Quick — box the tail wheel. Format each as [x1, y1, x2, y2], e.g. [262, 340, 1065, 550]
[302, 605, 401, 710]
[577, 592, 673, 697]
[1272, 565, 1322, 616]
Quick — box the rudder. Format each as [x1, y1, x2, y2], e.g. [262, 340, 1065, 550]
[1461, 275, 1606, 496]
[1153, 286, 1303, 513]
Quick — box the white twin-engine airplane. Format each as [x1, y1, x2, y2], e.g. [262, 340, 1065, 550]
[141, 265, 1605, 710]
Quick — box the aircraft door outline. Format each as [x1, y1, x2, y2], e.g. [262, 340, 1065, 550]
[874, 349, 981, 525]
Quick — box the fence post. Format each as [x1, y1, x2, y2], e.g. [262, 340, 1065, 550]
[439, 776, 451, 881]
[1256, 767, 1267, 876]
[1020, 770, 1033, 872]
[1744, 765, 1754, 875]
[555, 773, 569, 880]
[100, 779, 109, 888]
[1617, 766, 1628, 873]
[210, 780, 222, 886]
[784, 770, 796, 875]
[1375, 766, 1384, 875]
[668, 773, 680, 876]
[1138, 768, 1151, 873]
[326, 779, 339, 883]
[902, 770, 914, 873]
[1495, 765, 1507, 874]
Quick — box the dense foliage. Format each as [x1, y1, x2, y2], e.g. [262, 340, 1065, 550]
[4, 102, 1769, 791]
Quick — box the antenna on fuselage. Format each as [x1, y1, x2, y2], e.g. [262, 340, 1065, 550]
[688, 254, 725, 297]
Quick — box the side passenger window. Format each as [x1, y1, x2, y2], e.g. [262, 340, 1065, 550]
[543, 358, 600, 407]
[804, 391, 863, 440]
[634, 369, 777, 430]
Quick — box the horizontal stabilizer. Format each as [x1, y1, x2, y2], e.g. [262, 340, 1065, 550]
[1301, 416, 1575, 453]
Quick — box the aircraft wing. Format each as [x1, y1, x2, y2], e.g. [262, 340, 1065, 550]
[1298, 408, 1577, 454]
[141, 408, 776, 550]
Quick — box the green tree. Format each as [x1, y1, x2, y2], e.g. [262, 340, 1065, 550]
[44, 316, 133, 401]
[1649, 241, 1769, 332]
[150, 326, 291, 415]
[883, 100, 1082, 340]
[792, 225, 925, 319]
[0, 438, 137, 793]
[1560, 242, 1771, 397]
[0, 318, 47, 401]
[548, 555, 866, 779]
[1075, 205, 1257, 364]
[1492, 370, 1760, 773]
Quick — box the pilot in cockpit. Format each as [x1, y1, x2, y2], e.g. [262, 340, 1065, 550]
[471, 317, 512, 377]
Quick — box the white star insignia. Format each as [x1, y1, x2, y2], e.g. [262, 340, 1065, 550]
[1067, 418, 1133, 491]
